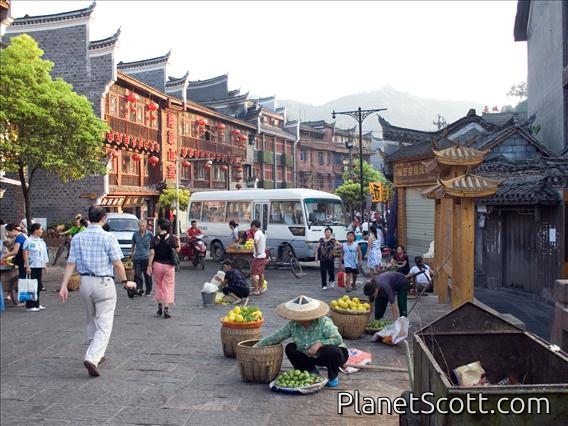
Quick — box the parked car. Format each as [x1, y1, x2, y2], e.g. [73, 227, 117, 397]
[105, 213, 139, 257]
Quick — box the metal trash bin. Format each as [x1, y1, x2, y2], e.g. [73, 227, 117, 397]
[201, 291, 215, 307]
[401, 301, 568, 426]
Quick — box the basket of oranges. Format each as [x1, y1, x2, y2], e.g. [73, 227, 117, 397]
[220, 306, 264, 357]
[329, 296, 371, 339]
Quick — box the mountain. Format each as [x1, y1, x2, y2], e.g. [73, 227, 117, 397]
[277, 85, 484, 135]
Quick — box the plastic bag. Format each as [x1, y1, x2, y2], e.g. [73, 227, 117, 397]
[372, 316, 409, 345]
[18, 276, 38, 303]
[202, 282, 218, 293]
[340, 348, 372, 374]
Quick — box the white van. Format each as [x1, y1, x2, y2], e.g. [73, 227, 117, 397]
[188, 188, 348, 262]
[105, 213, 139, 258]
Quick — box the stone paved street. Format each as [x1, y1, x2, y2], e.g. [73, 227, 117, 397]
[0, 258, 554, 425]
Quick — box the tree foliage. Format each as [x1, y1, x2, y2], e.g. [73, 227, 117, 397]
[0, 34, 109, 225]
[334, 159, 392, 212]
[158, 187, 190, 211]
[507, 82, 527, 99]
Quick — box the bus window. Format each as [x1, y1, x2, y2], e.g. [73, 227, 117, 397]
[189, 202, 202, 221]
[270, 202, 284, 223]
[227, 202, 252, 224]
[203, 201, 226, 222]
[279, 201, 304, 225]
[305, 199, 346, 226]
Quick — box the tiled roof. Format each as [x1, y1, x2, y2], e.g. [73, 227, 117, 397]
[434, 145, 489, 166]
[188, 74, 228, 88]
[88, 28, 121, 51]
[11, 1, 95, 25]
[476, 125, 558, 157]
[165, 72, 189, 88]
[117, 51, 171, 70]
[380, 109, 501, 145]
[478, 176, 560, 205]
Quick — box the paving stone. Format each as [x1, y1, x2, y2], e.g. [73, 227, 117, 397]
[1, 260, 555, 425]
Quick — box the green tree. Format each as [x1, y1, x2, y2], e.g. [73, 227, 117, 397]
[158, 187, 190, 211]
[335, 159, 391, 213]
[507, 81, 528, 112]
[0, 34, 109, 227]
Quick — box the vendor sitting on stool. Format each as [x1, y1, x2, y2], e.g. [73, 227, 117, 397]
[219, 259, 249, 304]
[254, 295, 348, 388]
[363, 271, 410, 320]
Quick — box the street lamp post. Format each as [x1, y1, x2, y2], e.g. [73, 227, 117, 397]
[332, 106, 387, 216]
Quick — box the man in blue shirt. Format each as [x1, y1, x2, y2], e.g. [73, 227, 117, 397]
[131, 220, 153, 296]
[59, 205, 136, 377]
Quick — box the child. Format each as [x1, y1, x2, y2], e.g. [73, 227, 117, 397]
[340, 231, 362, 292]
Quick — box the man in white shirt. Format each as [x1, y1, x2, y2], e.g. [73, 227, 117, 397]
[250, 219, 268, 296]
[407, 256, 432, 292]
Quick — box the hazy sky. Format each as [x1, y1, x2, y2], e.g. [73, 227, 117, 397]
[10, 1, 527, 107]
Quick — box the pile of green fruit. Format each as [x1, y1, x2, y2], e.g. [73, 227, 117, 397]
[366, 319, 393, 330]
[274, 369, 325, 388]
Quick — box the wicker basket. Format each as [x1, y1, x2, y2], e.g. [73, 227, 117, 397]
[220, 324, 262, 358]
[235, 339, 283, 383]
[68, 274, 81, 292]
[329, 308, 370, 339]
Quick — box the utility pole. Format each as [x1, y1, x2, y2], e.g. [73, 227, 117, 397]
[433, 114, 447, 130]
[332, 106, 387, 216]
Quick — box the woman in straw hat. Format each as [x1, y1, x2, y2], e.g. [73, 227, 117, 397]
[255, 295, 348, 388]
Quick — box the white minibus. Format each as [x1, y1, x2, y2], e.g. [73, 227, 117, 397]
[188, 188, 349, 261]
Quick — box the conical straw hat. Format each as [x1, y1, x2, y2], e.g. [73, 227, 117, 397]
[275, 295, 329, 321]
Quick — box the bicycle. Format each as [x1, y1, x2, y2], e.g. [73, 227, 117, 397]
[52, 236, 71, 266]
[265, 246, 304, 278]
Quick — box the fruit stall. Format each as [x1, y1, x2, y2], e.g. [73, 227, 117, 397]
[224, 240, 254, 276]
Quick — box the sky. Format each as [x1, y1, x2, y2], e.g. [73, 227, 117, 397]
[9, 1, 527, 107]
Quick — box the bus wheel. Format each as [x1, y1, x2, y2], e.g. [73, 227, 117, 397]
[210, 241, 225, 261]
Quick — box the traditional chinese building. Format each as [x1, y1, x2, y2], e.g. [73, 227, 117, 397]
[1, 2, 254, 225]
[382, 110, 568, 301]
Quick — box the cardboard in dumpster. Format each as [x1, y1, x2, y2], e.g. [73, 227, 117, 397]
[453, 361, 487, 386]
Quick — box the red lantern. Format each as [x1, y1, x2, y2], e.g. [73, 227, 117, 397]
[220, 165, 228, 171]
[233, 173, 243, 181]
[182, 160, 191, 168]
[127, 93, 138, 103]
[216, 123, 226, 131]
[129, 106, 136, 113]
[235, 166, 243, 172]
[239, 134, 247, 141]
[231, 129, 240, 135]
[132, 153, 142, 161]
[236, 183, 242, 190]
[149, 113, 156, 121]
[203, 160, 212, 170]
[147, 102, 159, 111]
[198, 118, 207, 126]
[148, 155, 159, 165]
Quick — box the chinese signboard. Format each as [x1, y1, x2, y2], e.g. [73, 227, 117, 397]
[369, 182, 387, 202]
[393, 160, 438, 186]
[164, 111, 178, 184]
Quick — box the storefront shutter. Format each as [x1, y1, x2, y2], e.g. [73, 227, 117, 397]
[405, 187, 435, 259]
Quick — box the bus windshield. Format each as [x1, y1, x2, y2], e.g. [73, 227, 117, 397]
[304, 198, 346, 226]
